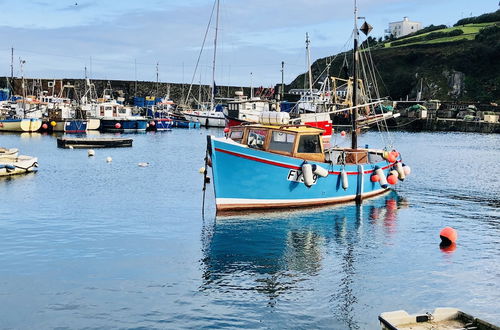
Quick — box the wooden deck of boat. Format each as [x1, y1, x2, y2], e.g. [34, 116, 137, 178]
[57, 137, 133, 149]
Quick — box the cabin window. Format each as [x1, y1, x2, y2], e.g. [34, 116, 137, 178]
[118, 108, 126, 114]
[229, 129, 243, 143]
[269, 131, 295, 153]
[247, 129, 268, 149]
[297, 135, 321, 153]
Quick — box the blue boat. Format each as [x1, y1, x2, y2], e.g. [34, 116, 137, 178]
[206, 124, 409, 213]
[172, 118, 201, 129]
[100, 118, 148, 133]
[204, 10, 410, 214]
[51, 119, 87, 133]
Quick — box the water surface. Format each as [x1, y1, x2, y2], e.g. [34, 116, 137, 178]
[0, 130, 498, 329]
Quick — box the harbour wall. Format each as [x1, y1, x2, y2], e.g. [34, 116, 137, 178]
[0, 77, 251, 106]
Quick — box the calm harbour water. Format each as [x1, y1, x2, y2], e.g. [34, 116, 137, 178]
[0, 129, 499, 329]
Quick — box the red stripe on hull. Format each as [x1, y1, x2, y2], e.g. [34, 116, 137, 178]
[214, 147, 396, 174]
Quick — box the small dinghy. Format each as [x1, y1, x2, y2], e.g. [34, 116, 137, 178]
[379, 307, 499, 330]
[0, 155, 38, 177]
[0, 147, 18, 158]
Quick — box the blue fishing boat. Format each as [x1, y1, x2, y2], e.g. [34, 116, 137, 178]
[206, 124, 409, 212]
[204, 3, 410, 213]
[96, 101, 148, 133]
[100, 118, 148, 133]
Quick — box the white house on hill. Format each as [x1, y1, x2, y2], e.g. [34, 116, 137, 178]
[386, 17, 422, 38]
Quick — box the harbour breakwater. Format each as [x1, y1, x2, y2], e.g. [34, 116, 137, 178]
[387, 117, 500, 133]
[0, 77, 251, 105]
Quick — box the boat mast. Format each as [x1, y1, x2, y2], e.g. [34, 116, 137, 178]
[210, 0, 220, 111]
[306, 32, 313, 96]
[20, 58, 26, 118]
[351, 0, 359, 149]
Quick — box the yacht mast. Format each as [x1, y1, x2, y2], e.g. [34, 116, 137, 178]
[210, 0, 220, 111]
[306, 32, 313, 96]
[351, 0, 359, 149]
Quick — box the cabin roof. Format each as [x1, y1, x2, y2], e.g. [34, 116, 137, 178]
[242, 124, 324, 134]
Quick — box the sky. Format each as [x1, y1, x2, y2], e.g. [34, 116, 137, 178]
[0, 0, 497, 88]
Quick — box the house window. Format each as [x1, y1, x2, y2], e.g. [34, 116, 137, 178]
[269, 131, 295, 153]
[247, 129, 268, 150]
[297, 135, 321, 153]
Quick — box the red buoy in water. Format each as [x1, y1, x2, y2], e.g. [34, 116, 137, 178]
[387, 174, 398, 185]
[340, 131, 346, 137]
[115, 123, 121, 129]
[440, 227, 457, 245]
[371, 174, 380, 182]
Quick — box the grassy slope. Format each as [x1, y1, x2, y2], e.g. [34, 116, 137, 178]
[384, 22, 494, 48]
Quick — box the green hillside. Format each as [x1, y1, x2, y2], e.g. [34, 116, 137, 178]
[288, 10, 500, 103]
[383, 23, 492, 48]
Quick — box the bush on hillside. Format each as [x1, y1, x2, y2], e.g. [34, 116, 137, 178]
[390, 29, 463, 47]
[454, 9, 500, 26]
[475, 25, 500, 42]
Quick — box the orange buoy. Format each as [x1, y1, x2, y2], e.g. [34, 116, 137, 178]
[41, 123, 48, 130]
[387, 174, 398, 185]
[371, 174, 380, 182]
[387, 153, 396, 163]
[223, 127, 230, 133]
[440, 226, 458, 245]
[390, 150, 399, 158]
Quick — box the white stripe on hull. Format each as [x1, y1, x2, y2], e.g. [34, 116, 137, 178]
[215, 188, 389, 211]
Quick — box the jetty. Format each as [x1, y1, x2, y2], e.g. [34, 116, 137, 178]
[57, 137, 133, 149]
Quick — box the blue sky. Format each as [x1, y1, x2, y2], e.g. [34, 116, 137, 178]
[0, 0, 496, 87]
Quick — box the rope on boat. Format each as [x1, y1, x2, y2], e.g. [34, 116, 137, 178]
[379, 118, 421, 128]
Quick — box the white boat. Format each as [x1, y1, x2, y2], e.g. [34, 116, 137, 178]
[0, 155, 38, 177]
[0, 147, 18, 158]
[0, 118, 42, 132]
[182, 109, 226, 127]
[379, 308, 499, 330]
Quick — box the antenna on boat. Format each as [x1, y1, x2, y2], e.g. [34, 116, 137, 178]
[281, 61, 285, 100]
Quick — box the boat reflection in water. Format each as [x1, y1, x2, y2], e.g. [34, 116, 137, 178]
[200, 191, 408, 328]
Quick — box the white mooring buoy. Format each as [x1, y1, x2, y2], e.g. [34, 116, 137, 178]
[106, 156, 112, 163]
[87, 149, 95, 157]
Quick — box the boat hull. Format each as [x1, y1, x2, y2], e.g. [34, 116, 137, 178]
[172, 119, 201, 128]
[86, 118, 101, 130]
[100, 118, 148, 133]
[0, 119, 42, 132]
[0, 155, 38, 176]
[147, 118, 173, 131]
[208, 136, 396, 212]
[52, 120, 88, 133]
[183, 111, 225, 127]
